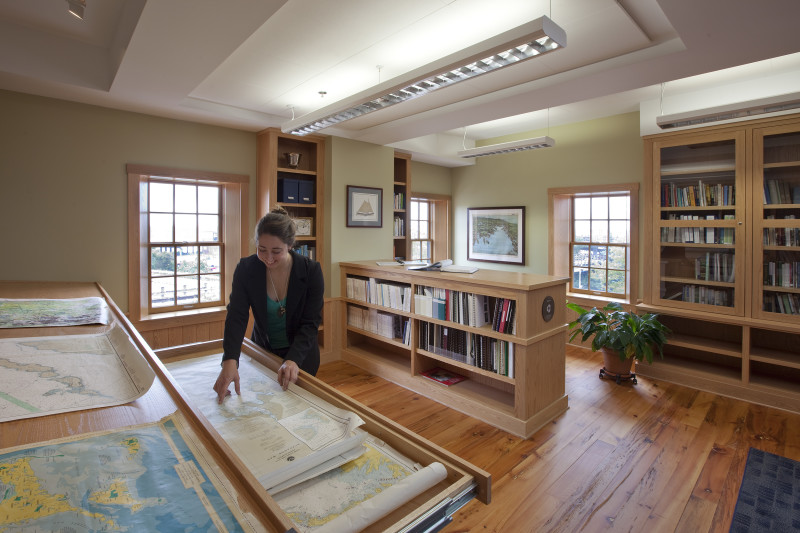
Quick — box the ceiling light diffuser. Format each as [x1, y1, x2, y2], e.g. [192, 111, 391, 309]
[657, 92, 800, 129]
[282, 16, 566, 136]
[457, 136, 555, 158]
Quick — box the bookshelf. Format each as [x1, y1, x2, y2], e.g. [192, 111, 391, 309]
[340, 261, 569, 438]
[640, 114, 800, 413]
[393, 152, 411, 260]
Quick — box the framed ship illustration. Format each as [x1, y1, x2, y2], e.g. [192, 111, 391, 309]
[347, 185, 383, 227]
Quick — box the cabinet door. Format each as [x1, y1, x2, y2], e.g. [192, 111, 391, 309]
[650, 131, 746, 315]
[753, 122, 800, 321]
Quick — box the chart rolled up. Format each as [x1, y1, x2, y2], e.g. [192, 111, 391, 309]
[313, 461, 447, 533]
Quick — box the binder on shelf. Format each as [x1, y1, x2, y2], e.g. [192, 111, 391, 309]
[298, 180, 314, 204]
[278, 178, 299, 203]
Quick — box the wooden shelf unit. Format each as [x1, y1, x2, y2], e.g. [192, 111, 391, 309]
[339, 261, 569, 438]
[640, 114, 800, 413]
[393, 151, 411, 260]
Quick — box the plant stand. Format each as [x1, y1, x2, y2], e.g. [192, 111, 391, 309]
[599, 367, 637, 384]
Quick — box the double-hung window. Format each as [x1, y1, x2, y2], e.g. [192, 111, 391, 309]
[409, 195, 451, 262]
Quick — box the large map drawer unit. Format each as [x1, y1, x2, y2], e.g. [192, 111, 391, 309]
[339, 261, 570, 438]
[0, 281, 489, 532]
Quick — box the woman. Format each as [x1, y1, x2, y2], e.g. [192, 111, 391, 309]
[213, 207, 323, 402]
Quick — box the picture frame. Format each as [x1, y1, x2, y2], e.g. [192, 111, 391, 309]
[293, 217, 313, 236]
[346, 185, 382, 228]
[467, 206, 525, 265]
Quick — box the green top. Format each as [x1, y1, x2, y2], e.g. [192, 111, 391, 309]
[266, 297, 289, 349]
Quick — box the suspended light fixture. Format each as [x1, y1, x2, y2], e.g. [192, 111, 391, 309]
[657, 91, 800, 129]
[282, 16, 566, 136]
[458, 136, 555, 158]
[67, 0, 86, 20]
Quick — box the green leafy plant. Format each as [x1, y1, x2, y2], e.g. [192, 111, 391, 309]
[567, 301, 670, 364]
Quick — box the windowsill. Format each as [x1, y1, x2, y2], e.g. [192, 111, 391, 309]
[134, 306, 227, 330]
[566, 291, 630, 308]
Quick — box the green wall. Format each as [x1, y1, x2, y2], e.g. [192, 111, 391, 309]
[411, 160, 452, 196]
[0, 90, 257, 312]
[452, 112, 643, 274]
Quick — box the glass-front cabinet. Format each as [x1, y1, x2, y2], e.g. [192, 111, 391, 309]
[753, 124, 800, 322]
[650, 131, 747, 315]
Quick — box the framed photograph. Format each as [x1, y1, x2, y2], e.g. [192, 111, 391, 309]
[467, 206, 525, 265]
[346, 185, 382, 228]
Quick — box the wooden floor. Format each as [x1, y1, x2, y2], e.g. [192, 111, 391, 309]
[316, 344, 800, 533]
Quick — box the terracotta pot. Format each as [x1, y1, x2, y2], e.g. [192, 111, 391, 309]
[600, 347, 634, 376]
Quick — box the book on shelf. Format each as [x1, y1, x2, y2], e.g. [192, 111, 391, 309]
[419, 367, 466, 386]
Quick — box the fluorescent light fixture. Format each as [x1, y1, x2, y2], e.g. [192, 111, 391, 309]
[67, 0, 85, 19]
[458, 136, 555, 158]
[657, 92, 800, 129]
[282, 16, 566, 136]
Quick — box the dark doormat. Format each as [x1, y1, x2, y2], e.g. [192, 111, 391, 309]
[729, 448, 800, 532]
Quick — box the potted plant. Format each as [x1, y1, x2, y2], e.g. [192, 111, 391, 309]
[566, 301, 670, 383]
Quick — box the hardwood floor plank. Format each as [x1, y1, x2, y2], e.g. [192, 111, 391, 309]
[316, 345, 800, 532]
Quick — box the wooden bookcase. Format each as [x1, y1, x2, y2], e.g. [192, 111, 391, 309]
[339, 261, 569, 438]
[393, 152, 411, 260]
[256, 127, 327, 349]
[640, 113, 800, 412]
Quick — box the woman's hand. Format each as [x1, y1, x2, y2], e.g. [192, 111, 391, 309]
[213, 359, 241, 404]
[277, 360, 300, 390]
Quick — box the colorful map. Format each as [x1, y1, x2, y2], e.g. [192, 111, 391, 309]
[0, 324, 155, 422]
[0, 297, 109, 328]
[0, 414, 257, 532]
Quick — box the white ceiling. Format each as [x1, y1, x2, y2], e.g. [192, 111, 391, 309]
[1, 0, 800, 166]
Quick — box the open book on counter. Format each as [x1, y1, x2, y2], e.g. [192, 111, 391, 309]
[405, 259, 478, 274]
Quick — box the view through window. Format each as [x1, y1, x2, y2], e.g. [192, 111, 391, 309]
[410, 198, 432, 261]
[148, 181, 223, 310]
[571, 193, 630, 296]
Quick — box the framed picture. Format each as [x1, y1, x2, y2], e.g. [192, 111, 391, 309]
[346, 185, 382, 228]
[467, 206, 525, 265]
[293, 217, 313, 236]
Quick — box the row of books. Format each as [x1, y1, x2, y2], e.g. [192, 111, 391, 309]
[764, 261, 800, 288]
[393, 215, 405, 238]
[413, 286, 516, 334]
[418, 321, 514, 377]
[676, 285, 732, 306]
[347, 305, 411, 345]
[345, 276, 411, 312]
[763, 292, 800, 315]
[763, 180, 800, 205]
[763, 227, 800, 247]
[695, 252, 735, 283]
[661, 181, 735, 208]
[661, 214, 735, 244]
[292, 244, 315, 260]
[394, 192, 406, 210]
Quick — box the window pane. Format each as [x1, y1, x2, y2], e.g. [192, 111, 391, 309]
[177, 275, 199, 304]
[150, 182, 173, 212]
[420, 241, 430, 260]
[198, 186, 219, 214]
[410, 201, 418, 220]
[175, 214, 197, 242]
[609, 220, 628, 244]
[590, 245, 606, 267]
[151, 247, 175, 276]
[150, 213, 173, 242]
[574, 221, 590, 243]
[177, 246, 198, 274]
[419, 221, 429, 239]
[589, 268, 607, 292]
[572, 244, 589, 267]
[419, 203, 429, 221]
[591, 221, 608, 243]
[151, 277, 174, 308]
[609, 195, 629, 219]
[410, 221, 419, 239]
[411, 241, 420, 260]
[573, 268, 588, 290]
[608, 245, 627, 269]
[175, 184, 197, 213]
[574, 197, 590, 219]
[200, 274, 221, 302]
[608, 270, 626, 294]
[199, 215, 219, 242]
[200, 245, 220, 273]
[591, 196, 608, 219]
